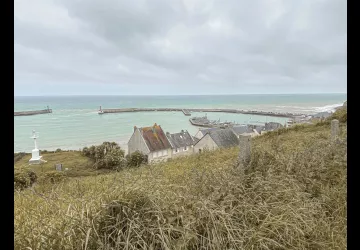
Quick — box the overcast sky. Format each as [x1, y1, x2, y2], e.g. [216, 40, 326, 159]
[14, 0, 347, 96]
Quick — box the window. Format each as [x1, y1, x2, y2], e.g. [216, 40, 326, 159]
[184, 146, 188, 151]
[163, 150, 168, 156]
[159, 151, 163, 157]
[153, 151, 158, 158]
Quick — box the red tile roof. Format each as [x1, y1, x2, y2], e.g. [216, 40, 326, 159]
[140, 123, 171, 152]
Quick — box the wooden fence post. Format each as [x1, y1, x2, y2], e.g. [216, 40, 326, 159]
[237, 135, 252, 176]
[331, 119, 339, 141]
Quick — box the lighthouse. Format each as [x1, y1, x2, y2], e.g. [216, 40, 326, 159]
[29, 130, 43, 164]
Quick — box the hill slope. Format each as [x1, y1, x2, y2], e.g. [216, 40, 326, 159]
[14, 113, 347, 250]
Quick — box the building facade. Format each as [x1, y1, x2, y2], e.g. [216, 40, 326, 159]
[166, 130, 197, 158]
[194, 128, 240, 153]
[128, 123, 172, 164]
[194, 127, 222, 140]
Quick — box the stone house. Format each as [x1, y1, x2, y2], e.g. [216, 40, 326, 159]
[194, 127, 221, 140]
[194, 128, 239, 153]
[264, 122, 283, 131]
[128, 123, 172, 164]
[166, 130, 198, 158]
[230, 125, 263, 138]
[250, 124, 266, 134]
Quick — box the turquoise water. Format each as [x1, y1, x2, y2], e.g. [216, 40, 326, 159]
[14, 94, 346, 152]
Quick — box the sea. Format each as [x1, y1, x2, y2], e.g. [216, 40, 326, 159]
[14, 94, 346, 153]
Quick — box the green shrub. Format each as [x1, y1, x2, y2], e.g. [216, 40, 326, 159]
[82, 142, 126, 170]
[14, 169, 37, 190]
[126, 151, 148, 167]
[82, 146, 90, 157]
[38, 171, 67, 184]
[329, 107, 347, 123]
[55, 148, 62, 153]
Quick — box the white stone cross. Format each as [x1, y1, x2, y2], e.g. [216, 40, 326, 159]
[29, 130, 43, 164]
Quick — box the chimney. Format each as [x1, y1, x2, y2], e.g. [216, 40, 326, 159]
[181, 130, 184, 133]
[166, 132, 170, 136]
[134, 126, 137, 132]
[154, 123, 157, 127]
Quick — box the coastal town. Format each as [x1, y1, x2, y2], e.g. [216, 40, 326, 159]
[19, 102, 346, 166]
[126, 103, 346, 164]
[128, 120, 284, 164]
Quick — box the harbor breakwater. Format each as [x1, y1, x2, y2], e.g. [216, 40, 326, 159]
[98, 107, 304, 118]
[14, 108, 52, 116]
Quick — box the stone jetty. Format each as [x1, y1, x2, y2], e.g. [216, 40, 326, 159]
[182, 109, 191, 116]
[98, 107, 304, 118]
[189, 116, 240, 128]
[14, 107, 52, 116]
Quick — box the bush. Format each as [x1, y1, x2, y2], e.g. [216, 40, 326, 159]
[329, 107, 347, 123]
[14, 169, 37, 190]
[82, 142, 126, 170]
[55, 148, 62, 153]
[82, 146, 89, 157]
[126, 151, 148, 167]
[38, 171, 67, 185]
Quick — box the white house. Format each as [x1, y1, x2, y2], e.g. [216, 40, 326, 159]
[127, 123, 172, 164]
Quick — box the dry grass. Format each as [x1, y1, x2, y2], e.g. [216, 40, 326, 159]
[14, 119, 347, 249]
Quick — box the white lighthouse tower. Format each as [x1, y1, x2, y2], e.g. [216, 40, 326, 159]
[29, 130, 43, 164]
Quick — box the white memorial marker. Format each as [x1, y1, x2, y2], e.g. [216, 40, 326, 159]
[29, 130, 45, 164]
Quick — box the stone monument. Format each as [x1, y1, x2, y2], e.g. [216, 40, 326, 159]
[29, 130, 43, 165]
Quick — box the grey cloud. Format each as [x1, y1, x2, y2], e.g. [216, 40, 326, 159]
[14, 0, 347, 95]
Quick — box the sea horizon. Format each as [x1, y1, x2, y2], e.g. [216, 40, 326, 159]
[14, 93, 346, 97]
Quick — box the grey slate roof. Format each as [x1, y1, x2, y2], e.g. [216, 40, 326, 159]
[265, 122, 283, 131]
[166, 130, 196, 149]
[249, 124, 266, 134]
[208, 128, 239, 148]
[199, 127, 222, 136]
[193, 137, 200, 144]
[230, 125, 253, 136]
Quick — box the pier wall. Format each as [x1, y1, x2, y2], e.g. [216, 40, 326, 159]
[14, 109, 52, 116]
[99, 107, 301, 118]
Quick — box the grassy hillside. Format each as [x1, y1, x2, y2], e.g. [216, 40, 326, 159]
[14, 151, 113, 177]
[14, 112, 347, 250]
